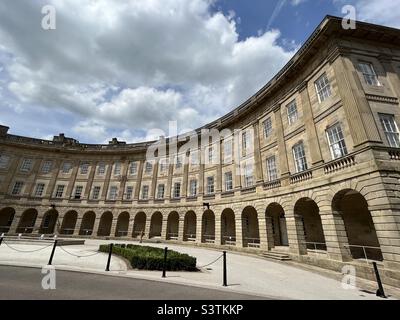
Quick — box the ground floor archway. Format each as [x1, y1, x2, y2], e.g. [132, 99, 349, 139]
[132, 212, 146, 238]
[183, 211, 196, 241]
[149, 212, 162, 238]
[166, 211, 179, 240]
[79, 211, 96, 235]
[266, 203, 288, 247]
[60, 211, 78, 235]
[115, 212, 129, 237]
[97, 211, 113, 236]
[39, 209, 59, 234]
[0, 207, 15, 233]
[221, 208, 236, 245]
[242, 206, 260, 248]
[294, 198, 326, 251]
[16, 209, 38, 233]
[333, 189, 383, 261]
[202, 210, 215, 243]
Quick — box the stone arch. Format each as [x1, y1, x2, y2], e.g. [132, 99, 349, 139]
[0, 207, 15, 233]
[97, 211, 113, 237]
[149, 212, 163, 238]
[17, 209, 38, 234]
[60, 210, 78, 235]
[39, 209, 59, 234]
[332, 189, 383, 261]
[79, 211, 96, 235]
[132, 212, 146, 238]
[221, 208, 236, 245]
[242, 206, 260, 248]
[265, 203, 288, 247]
[294, 198, 326, 251]
[201, 210, 215, 243]
[183, 211, 196, 241]
[166, 211, 179, 240]
[115, 212, 130, 237]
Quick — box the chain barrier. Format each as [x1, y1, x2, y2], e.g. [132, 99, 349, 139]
[3, 240, 54, 253]
[58, 245, 101, 258]
[197, 253, 224, 268]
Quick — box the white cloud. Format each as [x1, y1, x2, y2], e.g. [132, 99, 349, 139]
[0, 0, 296, 142]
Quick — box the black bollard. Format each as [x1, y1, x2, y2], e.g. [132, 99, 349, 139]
[48, 239, 58, 265]
[162, 247, 168, 278]
[373, 262, 387, 298]
[223, 251, 227, 287]
[106, 243, 114, 271]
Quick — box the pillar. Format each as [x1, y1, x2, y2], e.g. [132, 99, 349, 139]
[330, 48, 382, 147]
[286, 211, 307, 255]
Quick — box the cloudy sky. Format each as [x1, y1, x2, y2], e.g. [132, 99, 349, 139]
[0, 0, 399, 143]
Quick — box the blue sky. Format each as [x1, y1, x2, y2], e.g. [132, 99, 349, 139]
[0, 0, 399, 143]
[213, 0, 337, 44]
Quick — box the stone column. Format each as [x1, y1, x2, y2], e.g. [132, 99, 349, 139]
[134, 161, 144, 200]
[178, 215, 185, 242]
[298, 82, 324, 165]
[182, 154, 189, 198]
[118, 160, 129, 200]
[196, 211, 203, 243]
[165, 163, 174, 200]
[73, 216, 83, 236]
[100, 162, 112, 200]
[319, 209, 352, 262]
[258, 217, 271, 250]
[235, 213, 243, 248]
[199, 149, 205, 196]
[45, 159, 62, 198]
[253, 122, 264, 183]
[110, 215, 118, 237]
[215, 213, 222, 245]
[144, 216, 152, 239]
[150, 160, 159, 199]
[265, 216, 275, 250]
[286, 211, 307, 255]
[330, 49, 381, 147]
[127, 217, 135, 239]
[83, 162, 96, 200]
[370, 207, 400, 270]
[273, 104, 290, 184]
[65, 160, 79, 199]
[161, 217, 168, 240]
[92, 217, 101, 237]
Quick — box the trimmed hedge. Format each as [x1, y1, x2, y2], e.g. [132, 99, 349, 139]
[99, 244, 198, 271]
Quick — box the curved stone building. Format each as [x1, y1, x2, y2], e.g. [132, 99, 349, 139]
[1, 16, 400, 285]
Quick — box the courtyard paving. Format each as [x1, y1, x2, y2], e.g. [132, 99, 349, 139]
[0, 238, 398, 300]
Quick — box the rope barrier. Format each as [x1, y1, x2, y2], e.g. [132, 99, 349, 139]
[58, 245, 101, 258]
[197, 253, 224, 268]
[3, 241, 54, 253]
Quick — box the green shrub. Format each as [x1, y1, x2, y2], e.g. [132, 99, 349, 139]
[99, 244, 198, 271]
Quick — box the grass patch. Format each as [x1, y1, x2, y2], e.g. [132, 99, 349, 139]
[99, 243, 198, 271]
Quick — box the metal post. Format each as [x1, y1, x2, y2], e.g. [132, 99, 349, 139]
[162, 247, 168, 278]
[48, 239, 58, 265]
[0, 235, 3, 246]
[105, 243, 113, 271]
[223, 251, 227, 287]
[372, 262, 387, 298]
